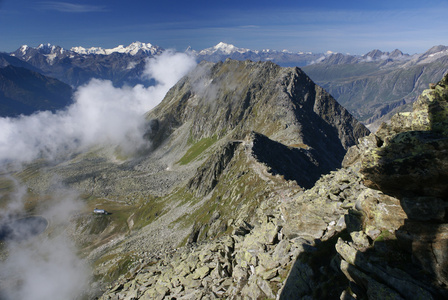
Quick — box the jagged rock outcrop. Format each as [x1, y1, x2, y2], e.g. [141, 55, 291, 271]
[334, 73, 448, 299]
[361, 76, 448, 199]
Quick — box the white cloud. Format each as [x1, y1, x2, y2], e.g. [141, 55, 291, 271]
[0, 180, 89, 300]
[0, 51, 197, 299]
[0, 51, 197, 165]
[37, 2, 108, 13]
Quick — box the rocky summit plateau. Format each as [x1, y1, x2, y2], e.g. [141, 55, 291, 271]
[1, 58, 448, 300]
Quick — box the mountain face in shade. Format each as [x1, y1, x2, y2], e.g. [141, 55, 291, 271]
[0, 65, 73, 117]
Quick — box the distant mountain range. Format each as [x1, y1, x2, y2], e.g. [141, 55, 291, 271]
[2, 41, 448, 128]
[191, 42, 324, 67]
[6, 41, 326, 88]
[302, 45, 448, 129]
[8, 42, 164, 87]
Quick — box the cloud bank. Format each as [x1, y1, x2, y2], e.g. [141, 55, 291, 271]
[0, 51, 196, 298]
[0, 50, 197, 164]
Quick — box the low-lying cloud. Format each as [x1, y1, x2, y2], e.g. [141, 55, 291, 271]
[0, 50, 197, 164]
[0, 50, 197, 299]
[0, 179, 88, 300]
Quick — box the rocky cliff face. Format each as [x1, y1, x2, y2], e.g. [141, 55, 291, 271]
[334, 73, 448, 299]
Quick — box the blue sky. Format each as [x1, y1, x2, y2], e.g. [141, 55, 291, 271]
[1, 0, 448, 54]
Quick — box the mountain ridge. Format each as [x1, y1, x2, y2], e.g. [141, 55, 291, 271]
[8, 60, 368, 297]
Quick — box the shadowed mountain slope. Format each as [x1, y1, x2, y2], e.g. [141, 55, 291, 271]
[0, 65, 73, 116]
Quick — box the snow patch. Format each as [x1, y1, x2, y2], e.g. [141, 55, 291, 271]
[45, 53, 57, 64]
[126, 61, 138, 70]
[428, 50, 448, 57]
[20, 45, 29, 56]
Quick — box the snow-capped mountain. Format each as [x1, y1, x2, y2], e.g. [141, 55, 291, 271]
[8, 41, 168, 87]
[12, 41, 163, 61]
[197, 42, 313, 56]
[198, 42, 252, 55]
[193, 42, 324, 67]
[8, 40, 448, 93]
[71, 41, 163, 56]
[8, 41, 328, 87]
[11, 43, 68, 64]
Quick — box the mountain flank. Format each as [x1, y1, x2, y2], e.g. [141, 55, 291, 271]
[9, 59, 368, 296]
[0, 65, 73, 116]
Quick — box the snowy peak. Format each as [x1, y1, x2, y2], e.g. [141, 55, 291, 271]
[362, 49, 408, 62]
[19, 45, 30, 55]
[199, 42, 252, 55]
[12, 43, 65, 59]
[70, 41, 163, 56]
[11, 41, 163, 59]
[36, 43, 65, 56]
[37, 43, 57, 53]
